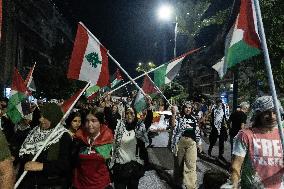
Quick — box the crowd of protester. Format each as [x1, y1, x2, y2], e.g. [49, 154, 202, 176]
[0, 93, 283, 189]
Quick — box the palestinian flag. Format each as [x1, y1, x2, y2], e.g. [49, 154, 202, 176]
[67, 22, 109, 88]
[154, 48, 201, 88]
[6, 68, 29, 124]
[85, 84, 100, 100]
[212, 0, 261, 78]
[134, 75, 158, 112]
[61, 88, 84, 114]
[111, 69, 123, 88]
[212, 57, 226, 78]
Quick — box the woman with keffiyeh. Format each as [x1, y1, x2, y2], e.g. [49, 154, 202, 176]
[17, 103, 72, 189]
[110, 107, 148, 189]
[170, 101, 202, 189]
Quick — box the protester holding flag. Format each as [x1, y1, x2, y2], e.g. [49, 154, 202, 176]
[111, 107, 148, 189]
[72, 108, 113, 189]
[104, 103, 121, 134]
[170, 102, 202, 189]
[17, 103, 72, 189]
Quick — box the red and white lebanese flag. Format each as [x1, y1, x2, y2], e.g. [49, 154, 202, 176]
[67, 22, 109, 87]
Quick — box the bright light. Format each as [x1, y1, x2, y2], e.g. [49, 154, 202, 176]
[4, 88, 11, 98]
[148, 62, 152, 66]
[138, 62, 142, 66]
[157, 4, 173, 21]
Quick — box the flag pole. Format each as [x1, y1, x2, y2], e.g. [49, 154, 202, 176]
[25, 62, 36, 87]
[253, 0, 284, 151]
[109, 47, 203, 94]
[109, 63, 166, 94]
[14, 81, 91, 189]
[79, 22, 147, 97]
[145, 74, 172, 107]
[107, 53, 147, 97]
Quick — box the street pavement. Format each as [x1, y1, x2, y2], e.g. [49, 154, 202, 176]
[138, 131, 231, 189]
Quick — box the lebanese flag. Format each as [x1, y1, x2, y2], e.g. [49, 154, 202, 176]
[67, 22, 109, 87]
[225, 0, 261, 68]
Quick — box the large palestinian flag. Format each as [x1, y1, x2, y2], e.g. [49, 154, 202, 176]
[212, 0, 261, 78]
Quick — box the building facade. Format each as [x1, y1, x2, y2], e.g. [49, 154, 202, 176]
[177, 47, 234, 101]
[0, 0, 74, 96]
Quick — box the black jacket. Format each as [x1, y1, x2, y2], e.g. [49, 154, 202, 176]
[18, 132, 72, 189]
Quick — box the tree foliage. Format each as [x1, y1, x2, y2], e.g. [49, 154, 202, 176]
[237, 0, 284, 101]
[176, 0, 232, 47]
[163, 82, 188, 104]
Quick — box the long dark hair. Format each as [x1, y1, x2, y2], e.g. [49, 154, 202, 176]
[125, 107, 138, 130]
[84, 108, 105, 125]
[65, 111, 81, 129]
[180, 104, 192, 117]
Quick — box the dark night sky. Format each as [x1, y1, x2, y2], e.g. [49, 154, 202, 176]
[54, 0, 175, 78]
[53, 0, 233, 79]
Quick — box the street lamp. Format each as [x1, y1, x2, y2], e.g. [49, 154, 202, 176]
[157, 4, 173, 21]
[157, 4, 177, 58]
[136, 62, 156, 73]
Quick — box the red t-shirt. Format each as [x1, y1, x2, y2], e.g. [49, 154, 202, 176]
[233, 127, 284, 188]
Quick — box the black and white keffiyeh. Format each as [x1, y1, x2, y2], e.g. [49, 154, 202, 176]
[252, 96, 283, 114]
[171, 115, 201, 154]
[19, 125, 68, 157]
[213, 105, 225, 134]
[110, 119, 148, 167]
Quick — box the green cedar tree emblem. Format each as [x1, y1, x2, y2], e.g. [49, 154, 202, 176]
[85, 52, 102, 68]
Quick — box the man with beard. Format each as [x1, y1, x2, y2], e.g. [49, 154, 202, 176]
[171, 102, 202, 189]
[231, 96, 284, 189]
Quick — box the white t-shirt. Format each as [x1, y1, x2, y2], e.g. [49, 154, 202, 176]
[116, 129, 143, 165]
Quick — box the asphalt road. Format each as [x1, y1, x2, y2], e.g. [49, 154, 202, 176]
[138, 131, 231, 189]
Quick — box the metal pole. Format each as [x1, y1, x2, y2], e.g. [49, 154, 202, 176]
[253, 0, 284, 151]
[109, 64, 166, 94]
[108, 53, 147, 97]
[145, 73, 172, 106]
[174, 16, 178, 58]
[108, 47, 202, 94]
